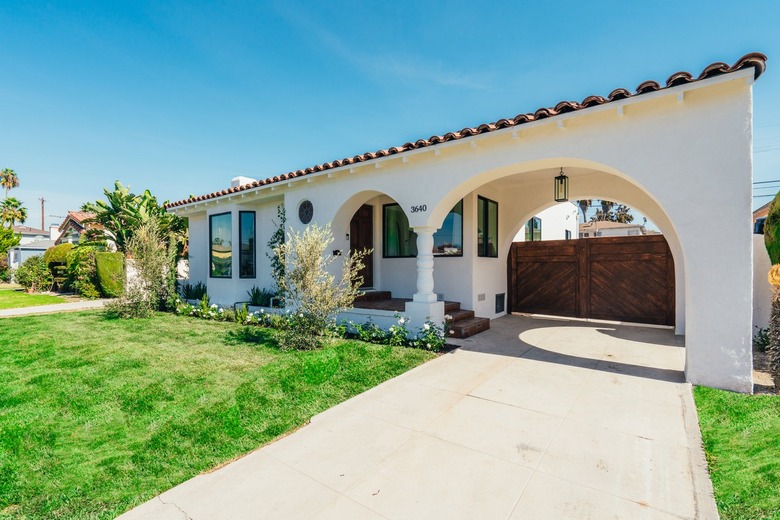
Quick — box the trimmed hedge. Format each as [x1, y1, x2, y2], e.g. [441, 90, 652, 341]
[43, 243, 74, 266]
[95, 252, 125, 298]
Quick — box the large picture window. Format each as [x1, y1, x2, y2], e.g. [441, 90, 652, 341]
[477, 196, 498, 257]
[239, 211, 255, 278]
[383, 201, 464, 258]
[210, 212, 232, 278]
[525, 217, 541, 242]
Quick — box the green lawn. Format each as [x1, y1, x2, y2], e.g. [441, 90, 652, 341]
[0, 312, 435, 519]
[694, 386, 780, 520]
[0, 287, 66, 310]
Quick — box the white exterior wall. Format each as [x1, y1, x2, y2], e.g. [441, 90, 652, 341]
[753, 234, 772, 332]
[171, 69, 757, 392]
[514, 202, 579, 242]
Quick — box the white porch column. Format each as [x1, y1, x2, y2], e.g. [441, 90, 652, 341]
[405, 226, 445, 331]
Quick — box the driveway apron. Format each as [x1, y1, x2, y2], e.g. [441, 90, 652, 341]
[119, 315, 716, 520]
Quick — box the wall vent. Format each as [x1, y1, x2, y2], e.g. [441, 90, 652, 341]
[477, 293, 486, 302]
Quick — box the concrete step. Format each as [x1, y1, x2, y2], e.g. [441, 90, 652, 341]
[449, 317, 491, 339]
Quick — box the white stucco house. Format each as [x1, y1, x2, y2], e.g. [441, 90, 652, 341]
[167, 53, 766, 393]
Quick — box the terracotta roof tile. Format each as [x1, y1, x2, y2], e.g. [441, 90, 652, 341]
[166, 52, 767, 209]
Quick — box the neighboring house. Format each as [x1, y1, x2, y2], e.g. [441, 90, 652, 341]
[166, 53, 765, 393]
[513, 202, 579, 242]
[579, 220, 648, 237]
[12, 225, 50, 246]
[753, 200, 771, 234]
[55, 211, 99, 245]
[7, 239, 57, 270]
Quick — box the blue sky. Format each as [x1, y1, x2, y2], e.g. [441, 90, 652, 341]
[1, 0, 778, 229]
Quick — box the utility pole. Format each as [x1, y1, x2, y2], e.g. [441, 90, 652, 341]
[39, 197, 46, 230]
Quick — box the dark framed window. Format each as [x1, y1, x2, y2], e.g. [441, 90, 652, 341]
[433, 200, 463, 256]
[383, 201, 464, 258]
[525, 217, 541, 242]
[209, 212, 232, 278]
[477, 196, 498, 257]
[565, 229, 572, 240]
[383, 204, 417, 258]
[239, 211, 256, 278]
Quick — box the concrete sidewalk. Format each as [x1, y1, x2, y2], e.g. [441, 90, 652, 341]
[119, 315, 717, 520]
[0, 299, 110, 318]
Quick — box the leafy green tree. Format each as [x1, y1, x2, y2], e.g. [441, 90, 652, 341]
[0, 197, 28, 227]
[0, 226, 20, 253]
[0, 168, 19, 198]
[589, 201, 635, 224]
[81, 181, 187, 254]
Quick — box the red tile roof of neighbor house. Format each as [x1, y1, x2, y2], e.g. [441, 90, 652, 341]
[166, 52, 767, 209]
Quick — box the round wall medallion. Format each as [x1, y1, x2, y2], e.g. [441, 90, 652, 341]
[298, 200, 314, 224]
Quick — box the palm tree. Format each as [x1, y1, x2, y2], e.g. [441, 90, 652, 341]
[577, 199, 591, 222]
[0, 197, 27, 227]
[0, 168, 19, 198]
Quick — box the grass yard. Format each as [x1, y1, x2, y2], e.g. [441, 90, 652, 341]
[0, 311, 435, 519]
[694, 386, 780, 520]
[0, 286, 65, 310]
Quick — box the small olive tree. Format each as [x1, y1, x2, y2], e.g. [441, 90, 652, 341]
[274, 223, 368, 350]
[107, 218, 176, 318]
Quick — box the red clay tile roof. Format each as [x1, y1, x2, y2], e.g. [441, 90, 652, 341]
[166, 52, 767, 209]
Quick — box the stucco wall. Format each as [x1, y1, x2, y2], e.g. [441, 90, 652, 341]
[514, 202, 579, 242]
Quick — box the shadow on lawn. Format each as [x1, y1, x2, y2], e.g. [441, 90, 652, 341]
[225, 326, 277, 347]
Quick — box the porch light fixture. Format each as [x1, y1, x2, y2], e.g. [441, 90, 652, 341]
[554, 168, 569, 202]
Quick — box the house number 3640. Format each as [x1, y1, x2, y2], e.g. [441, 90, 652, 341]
[410, 204, 428, 213]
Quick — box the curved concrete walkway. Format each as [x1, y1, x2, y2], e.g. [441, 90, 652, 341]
[0, 299, 110, 318]
[119, 315, 717, 520]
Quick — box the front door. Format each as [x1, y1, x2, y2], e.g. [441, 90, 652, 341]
[350, 204, 374, 287]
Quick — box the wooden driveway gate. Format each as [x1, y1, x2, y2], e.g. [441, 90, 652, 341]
[508, 235, 675, 326]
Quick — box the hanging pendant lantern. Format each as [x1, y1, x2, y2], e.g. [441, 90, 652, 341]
[554, 167, 569, 202]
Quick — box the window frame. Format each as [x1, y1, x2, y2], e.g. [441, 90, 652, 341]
[209, 211, 233, 279]
[525, 216, 542, 242]
[432, 199, 464, 257]
[477, 195, 499, 258]
[238, 210, 256, 279]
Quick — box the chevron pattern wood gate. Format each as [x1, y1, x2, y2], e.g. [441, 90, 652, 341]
[508, 235, 675, 326]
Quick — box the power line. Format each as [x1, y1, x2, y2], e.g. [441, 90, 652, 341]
[754, 179, 780, 185]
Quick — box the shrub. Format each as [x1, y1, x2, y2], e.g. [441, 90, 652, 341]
[95, 252, 125, 297]
[179, 281, 207, 300]
[754, 327, 770, 353]
[274, 223, 369, 350]
[43, 243, 74, 265]
[110, 219, 176, 318]
[0, 256, 10, 283]
[66, 246, 101, 299]
[14, 255, 52, 293]
[247, 286, 276, 307]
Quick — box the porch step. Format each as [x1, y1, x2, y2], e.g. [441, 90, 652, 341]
[449, 316, 491, 339]
[444, 301, 461, 313]
[354, 290, 392, 303]
[448, 309, 475, 322]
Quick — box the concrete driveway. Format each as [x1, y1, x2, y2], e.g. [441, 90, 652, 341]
[119, 315, 716, 520]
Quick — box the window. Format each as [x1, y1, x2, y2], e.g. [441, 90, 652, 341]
[383, 201, 464, 258]
[210, 212, 232, 278]
[565, 229, 572, 240]
[383, 204, 417, 257]
[524, 217, 541, 242]
[433, 200, 463, 256]
[239, 211, 255, 278]
[477, 196, 498, 257]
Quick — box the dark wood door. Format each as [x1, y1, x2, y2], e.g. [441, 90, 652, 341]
[350, 204, 374, 288]
[508, 235, 674, 326]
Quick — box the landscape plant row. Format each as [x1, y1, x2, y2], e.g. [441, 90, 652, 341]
[173, 295, 451, 352]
